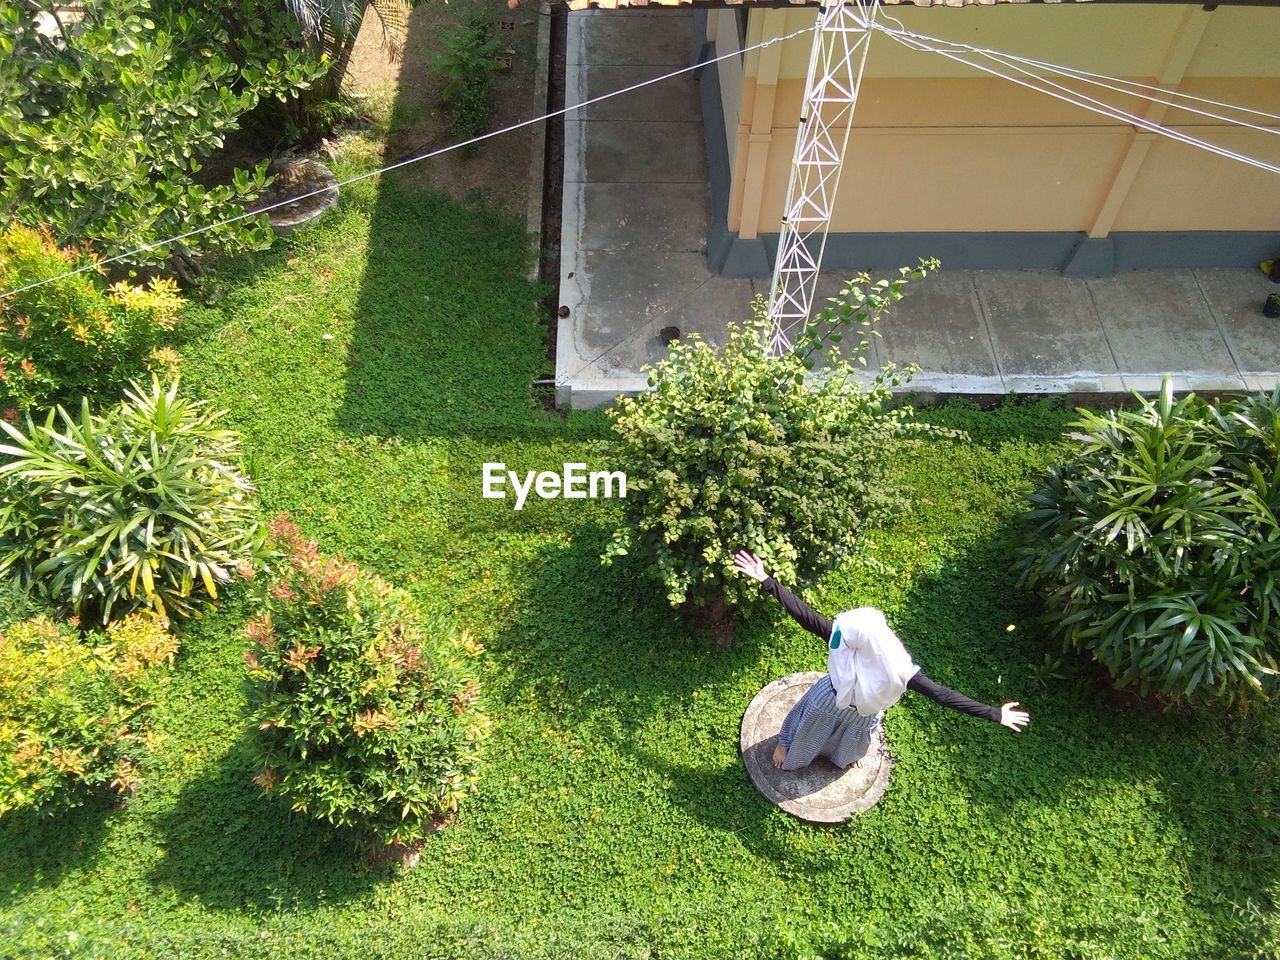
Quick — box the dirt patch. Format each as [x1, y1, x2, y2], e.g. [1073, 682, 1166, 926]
[681, 596, 737, 650]
[343, 0, 544, 218]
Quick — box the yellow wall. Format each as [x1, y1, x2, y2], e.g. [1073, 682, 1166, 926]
[727, 4, 1280, 238]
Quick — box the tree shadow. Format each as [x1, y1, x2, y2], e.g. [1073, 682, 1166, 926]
[482, 526, 885, 877]
[334, 181, 555, 443]
[148, 735, 387, 912]
[585, 510, 1280, 923]
[488, 525, 775, 735]
[333, 3, 560, 446]
[0, 793, 114, 904]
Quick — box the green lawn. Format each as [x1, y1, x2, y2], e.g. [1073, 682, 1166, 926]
[2, 136, 1278, 960]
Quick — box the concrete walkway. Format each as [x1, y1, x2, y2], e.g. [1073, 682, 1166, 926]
[555, 10, 1280, 408]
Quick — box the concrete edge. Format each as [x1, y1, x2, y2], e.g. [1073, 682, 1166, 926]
[525, 3, 553, 283]
[553, 368, 1273, 411]
[555, 11, 586, 409]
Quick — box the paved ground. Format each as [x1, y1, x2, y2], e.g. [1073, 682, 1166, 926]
[555, 10, 1280, 408]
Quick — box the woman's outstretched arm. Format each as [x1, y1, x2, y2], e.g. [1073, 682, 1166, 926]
[732, 550, 833, 641]
[907, 671, 1031, 731]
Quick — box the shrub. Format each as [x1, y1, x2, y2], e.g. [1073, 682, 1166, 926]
[1014, 378, 1280, 709]
[0, 0, 320, 276]
[603, 264, 945, 639]
[0, 379, 265, 624]
[0, 582, 50, 633]
[0, 224, 184, 412]
[0, 612, 176, 817]
[431, 12, 501, 141]
[245, 516, 488, 847]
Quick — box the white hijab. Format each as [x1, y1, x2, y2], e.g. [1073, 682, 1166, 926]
[827, 607, 917, 715]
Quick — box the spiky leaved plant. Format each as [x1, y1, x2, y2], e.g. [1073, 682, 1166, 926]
[0, 379, 265, 624]
[1014, 378, 1280, 709]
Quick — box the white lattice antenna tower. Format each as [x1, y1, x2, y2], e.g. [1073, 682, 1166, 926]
[765, 0, 877, 356]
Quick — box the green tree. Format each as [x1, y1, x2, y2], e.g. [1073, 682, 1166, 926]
[154, 0, 420, 144]
[0, 0, 321, 280]
[604, 263, 945, 644]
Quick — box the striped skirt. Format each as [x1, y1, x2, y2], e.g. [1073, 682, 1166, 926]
[777, 674, 882, 771]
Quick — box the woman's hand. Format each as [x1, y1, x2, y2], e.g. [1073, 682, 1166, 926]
[999, 701, 1030, 732]
[733, 550, 768, 583]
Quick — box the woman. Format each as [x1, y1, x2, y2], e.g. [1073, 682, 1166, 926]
[733, 550, 1030, 771]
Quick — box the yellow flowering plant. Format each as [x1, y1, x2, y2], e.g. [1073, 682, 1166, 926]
[0, 612, 176, 818]
[0, 224, 184, 413]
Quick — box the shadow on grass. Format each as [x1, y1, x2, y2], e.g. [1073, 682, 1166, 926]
[582, 515, 1280, 922]
[148, 736, 386, 912]
[478, 526, 871, 871]
[334, 181, 557, 443]
[330, 4, 562, 446]
[0, 793, 114, 905]
[486, 525, 774, 730]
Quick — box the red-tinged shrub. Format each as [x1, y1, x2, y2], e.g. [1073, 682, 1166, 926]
[245, 516, 489, 848]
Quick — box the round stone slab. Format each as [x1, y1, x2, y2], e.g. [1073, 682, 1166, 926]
[740, 672, 893, 824]
[263, 158, 339, 236]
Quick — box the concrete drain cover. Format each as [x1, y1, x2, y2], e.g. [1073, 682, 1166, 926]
[740, 672, 894, 824]
[262, 158, 339, 236]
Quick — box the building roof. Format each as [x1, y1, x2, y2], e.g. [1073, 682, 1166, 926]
[566, 0, 1093, 9]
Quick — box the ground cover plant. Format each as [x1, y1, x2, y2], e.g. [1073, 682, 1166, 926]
[1, 3, 1278, 955]
[1015, 378, 1280, 709]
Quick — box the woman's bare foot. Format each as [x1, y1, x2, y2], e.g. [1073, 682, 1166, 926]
[772, 743, 788, 769]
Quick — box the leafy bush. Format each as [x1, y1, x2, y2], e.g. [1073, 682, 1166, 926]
[0, 224, 184, 412]
[245, 516, 488, 847]
[431, 11, 502, 141]
[0, 379, 264, 624]
[1014, 378, 1280, 708]
[604, 264, 944, 636]
[0, 612, 176, 817]
[0, 0, 320, 276]
[0, 582, 51, 634]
